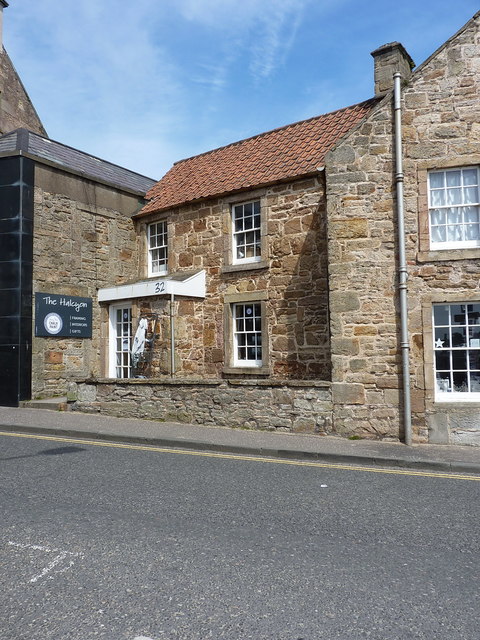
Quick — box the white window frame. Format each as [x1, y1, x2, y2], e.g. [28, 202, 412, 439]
[232, 200, 262, 265]
[148, 220, 168, 276]
[428, 167, 480, 250]
[433, 302, 480, 402]
[109, 304, 133, 378]
[233, 302, 263, 367]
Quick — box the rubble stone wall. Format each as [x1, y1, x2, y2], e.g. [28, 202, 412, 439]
[32, 164, 142, 397]
[138, 176, 331, 380]
[70, 378, 333, 434]
[326, 14, 480, 445]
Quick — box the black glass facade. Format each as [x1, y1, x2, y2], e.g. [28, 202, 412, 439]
[0, 156, 34, 406]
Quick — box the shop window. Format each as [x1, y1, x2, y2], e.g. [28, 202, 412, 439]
[429, 167, 480, 250]
[433, 302, 480, 400]
[109, 304, 132, 378]
[148, 220, 168, 276]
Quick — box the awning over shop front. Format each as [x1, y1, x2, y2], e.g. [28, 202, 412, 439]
[97, 270, 206, 302]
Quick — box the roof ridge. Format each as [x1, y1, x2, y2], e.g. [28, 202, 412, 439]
[12, 128, 157, 181]
[171, 97, 379, 167]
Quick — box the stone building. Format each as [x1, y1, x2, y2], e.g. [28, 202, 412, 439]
[4, 6, 480, 446]
[0, 129, 155, 406]
[0, 1, 46, 136]
[326, 11, 480, 446]
[72, 10, 480, 446]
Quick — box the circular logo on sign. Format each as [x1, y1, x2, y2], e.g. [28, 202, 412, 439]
[44, 312, 63, 335]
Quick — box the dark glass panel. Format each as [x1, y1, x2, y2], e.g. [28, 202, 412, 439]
[452, 350, 467, 370]
[433, 305, 450, 326]
[435, 351, 450, 370]
[434, 328, 450, 348]
[467, 304, 480, 325]
[450, 304, 466, 325]
[451, 327, 467, 347]
[453, 372, 469, 392]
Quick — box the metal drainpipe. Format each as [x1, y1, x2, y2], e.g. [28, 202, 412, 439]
[393, 72, 412, 446]
[170, 293, 176, 377]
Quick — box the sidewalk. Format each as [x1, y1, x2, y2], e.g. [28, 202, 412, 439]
[1, 404, 480, 474]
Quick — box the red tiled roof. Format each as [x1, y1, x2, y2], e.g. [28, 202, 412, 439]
[141, 98, 378, 215]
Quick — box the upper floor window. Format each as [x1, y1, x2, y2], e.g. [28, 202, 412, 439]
[429, 167, 480, 250]
[232, 200, 261, 264]
[433, 302, 480, 400]
[148, 221, 168, 276]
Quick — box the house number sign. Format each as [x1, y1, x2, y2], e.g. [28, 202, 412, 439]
[35, 293, 93, 338]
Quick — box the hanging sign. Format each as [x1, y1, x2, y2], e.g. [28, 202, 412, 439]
[35, 293, 92, 338]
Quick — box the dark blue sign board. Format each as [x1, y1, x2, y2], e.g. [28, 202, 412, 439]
[35, 293, 92, 338]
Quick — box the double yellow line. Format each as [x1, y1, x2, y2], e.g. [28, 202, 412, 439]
[1, 430, 479, 482]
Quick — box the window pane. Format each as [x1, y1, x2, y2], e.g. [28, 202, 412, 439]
[464, 187, 478, 204]
[430, 190, 445, 207]
[446, 170, 461, 187]
[470, 372, 480, 392]
[453, 372, 468, 392]
[436, 372, 451, 393]
[463, 206, 479, 222]
[450, 305, 466, 325]
[434, 328, 450, 348]
[468, 305, 480, 324]
[465, 224, 480, 241]
[447, 188, 462, 205]
[429, 173, 444, 189]
[244, 202, 253, 216]
[430, 209, 445, 225]
[452, 350, 467, 370]
[446, 208, 461, 224]
[451, 328, 467, 348]
[433, 305, 450, 326]
[447, 225, 462, 242]
[431, 226, 446, 243]
[435, 351, 450, 370]
[463, 169, 478, 185]
[469, 351, 480, 370]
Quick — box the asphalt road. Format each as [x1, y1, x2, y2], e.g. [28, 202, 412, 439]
[1, 432, 479, 640]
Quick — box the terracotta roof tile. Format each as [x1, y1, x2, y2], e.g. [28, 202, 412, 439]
[142, 98, 378, 214]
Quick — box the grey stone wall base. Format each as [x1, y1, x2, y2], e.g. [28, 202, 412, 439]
[71, 378, 333, 434]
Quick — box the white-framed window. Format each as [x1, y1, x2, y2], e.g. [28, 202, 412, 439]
[148, 221, 168, 276]
[232, 200, 261, 264]
[433, 302, 480, 401]
[429, 167, 480, 250]
[233, 302, 262, 367]
[109, 304, 132, 378]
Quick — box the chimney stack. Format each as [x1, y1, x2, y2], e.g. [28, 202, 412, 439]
[371, 42, 414, 96]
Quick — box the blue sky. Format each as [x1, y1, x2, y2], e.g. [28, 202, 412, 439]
[4, 1, 479, 180]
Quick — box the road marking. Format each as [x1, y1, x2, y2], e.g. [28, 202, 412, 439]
[8, 540, 84, 583]
[0, 430, 479, 481]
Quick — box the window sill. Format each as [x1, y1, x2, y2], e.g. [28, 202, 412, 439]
[221, 261, 269, 274]
[223, 365, 271, 376]
[417, 248, 480, 262]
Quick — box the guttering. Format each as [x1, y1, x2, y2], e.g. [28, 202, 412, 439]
[393, 72, 412, 446]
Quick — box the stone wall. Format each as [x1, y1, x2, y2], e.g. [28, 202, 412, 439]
[32, 164, 143, 397]
[0, 49, 46, 136]
[70, 378, 332, 433]
[136, 176, 331, 380]
[326, 14, 480, 445]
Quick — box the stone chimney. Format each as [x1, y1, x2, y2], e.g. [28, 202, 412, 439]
[0, 1, 8, 51]
[371, 42, 415, 96]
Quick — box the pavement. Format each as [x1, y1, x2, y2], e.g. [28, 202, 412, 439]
[0, 402, 480, 474]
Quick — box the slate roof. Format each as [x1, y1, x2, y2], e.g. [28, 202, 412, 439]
[0, 129, 156, 195]
[142, 98, 378, 215]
